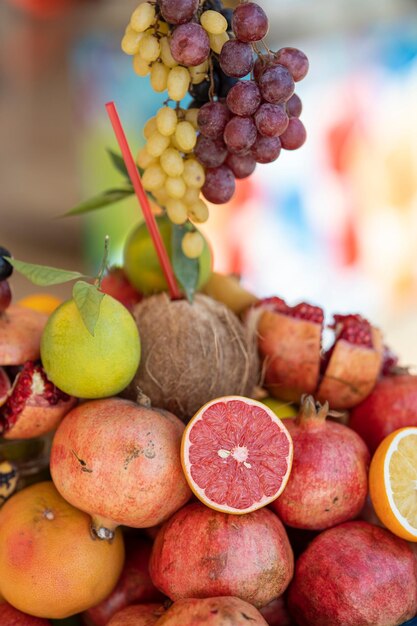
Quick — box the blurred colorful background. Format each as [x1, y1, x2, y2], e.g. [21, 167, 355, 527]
[1, 0, 417, 362]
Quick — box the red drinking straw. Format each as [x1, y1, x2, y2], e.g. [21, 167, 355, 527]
[105, 101, 181, 300]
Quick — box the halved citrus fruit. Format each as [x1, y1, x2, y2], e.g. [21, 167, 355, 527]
[369, 427, 417, 542]
[181, 396, 293, 515]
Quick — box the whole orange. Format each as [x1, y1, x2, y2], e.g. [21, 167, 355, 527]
[0, 482, 124, 619]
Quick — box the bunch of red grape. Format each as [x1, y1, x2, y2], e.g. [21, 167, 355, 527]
[122, 0, 308, 253]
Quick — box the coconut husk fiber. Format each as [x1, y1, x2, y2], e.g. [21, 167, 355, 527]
[124, 293, 260, 422]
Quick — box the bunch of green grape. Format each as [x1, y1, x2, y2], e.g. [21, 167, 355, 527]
[122, 0, 309, 259]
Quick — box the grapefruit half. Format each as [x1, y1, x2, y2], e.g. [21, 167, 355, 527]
[181, 396, 293, 514]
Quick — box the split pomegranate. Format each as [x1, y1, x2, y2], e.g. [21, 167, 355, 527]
[0, 361, 76, 440]
[0, 367, 11, 406]
[0, 305, 48, 366]
[84, 535, 164, 626]
[249, 297, 324, 402]
[106, 603, 166, 626]
[153, 597, 268, 626]
[149, 502, 294, 608]
[349, 374, 417, 453]
[50, 398, 191, 538]
[317, 314, 384, 409]
[272, 396, 369, 530]
[288, 521, 417, 626]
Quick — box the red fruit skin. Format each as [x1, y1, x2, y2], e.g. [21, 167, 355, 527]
[149, 502, 294, 609]
[249, 302, 322, 402]
[0, 602, 51, 625]
[50, 398, 191, 531]
[83, 536, 165, 626]
[106, 603, 166, 626]
[0, 367, 11, 406]
[155, 597, 268, 626]
[260, 596, 294, 626]
[349, 375, 417, 453]
[287, 521, 417, 626]
[0, 306, 48, 366]
[272, 414, 370, 530]
[317, 326, 383, 410]
[100, 268, 142, 312]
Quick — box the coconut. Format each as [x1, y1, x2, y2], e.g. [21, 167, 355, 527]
[124, 293, 259, 421]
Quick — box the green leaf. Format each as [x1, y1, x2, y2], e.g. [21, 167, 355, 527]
[107, 148, 130, 178]
[72, 281, 105, 337]
[63, 187, 134, 217]
[171, 224, 199, 303]
[6, 258, 85, 286]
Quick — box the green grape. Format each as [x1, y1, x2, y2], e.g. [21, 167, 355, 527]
[146, 131, 171, 158]
[166, 199, 188, 225]
[209, 31, 229, 54]
[133, 54, 151, 76]
[121, 30, 144, 55]
[143, 117, 158, 139]
[160, 148, 185, 177]
[200, 10, 228, 35]
[160, 37, 178, 68]
[138, 33, 161, 63]
[183, 159, 205, 189]
[150, 61, 169, 92]
[189, 61, 209, 85]
[182, 231, 204, 258]
[165, 176, 187, 199]
[167, 66, 191, 101]
[130, 2, 156, 33]
[142, 164, 167, 191]
[185, 108, 199, 129]
[137, 147, 157, 169]
[175, 121, 197, 152]
[156, 107, 178, 137]
[188, 199, 209, 224]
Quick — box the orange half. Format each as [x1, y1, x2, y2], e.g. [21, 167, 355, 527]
[369, 427, 417, 542]
[181, 396, 293, 515]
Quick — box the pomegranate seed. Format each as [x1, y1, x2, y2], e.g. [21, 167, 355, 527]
[258, 297, 324, 325]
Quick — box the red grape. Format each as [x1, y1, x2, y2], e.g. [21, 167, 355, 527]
[232, 2, 269, 43]
[224, 116, 257, 154]
[159, 0, 198, 25]
[198, 102, 231, 139]
[253, 53, 276, 81]
[226, 80, 261, 117]
[286, 93, 302, 118]
[280, 117, 307, 150]
[219, 40, 254, 78]
[170, 23, 210, 66]
[226, 152, 257, 179]
[0, 281, 11, 313]
[254, 103, 289, 137]
[195, 135, 228, 168]
[202, 165, 236, 204]
[259, 64, 295, 104]
[251, 134, 281, 163]
[275, 47, 309, 82]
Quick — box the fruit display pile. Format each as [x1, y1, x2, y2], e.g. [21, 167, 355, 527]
[1, 2, 417, 626]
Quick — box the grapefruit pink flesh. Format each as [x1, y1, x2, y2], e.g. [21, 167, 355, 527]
[182, 396, 293, 514]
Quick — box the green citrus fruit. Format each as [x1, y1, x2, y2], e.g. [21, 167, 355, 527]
[123, 215, 212, 295]
[261, 397, 298, 419]
[40, 295, 141, 399]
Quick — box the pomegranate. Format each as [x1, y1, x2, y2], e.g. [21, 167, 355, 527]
[0, 361, 76, 440]
[84, 534, 165, 626]
[272, 396, 369, 530]
[288, 521, 417, 626]
[153, 597, 268, 626]
[317, 314, 384, 409]
[0, 305, 48, 366]
[100, 267, 142, 312]
[249, 297, 323, 402]
[349, 374, 417, 453]
[0, 367, 11, 406]
[0, 602, 51, 625]
[260, 596, 294, 626]
[149, 502, 294, 609]
[50, 398, 191, 538]
[106, 603, 166, 626]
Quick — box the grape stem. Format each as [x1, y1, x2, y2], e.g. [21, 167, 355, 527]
[208, 56, 216, 100]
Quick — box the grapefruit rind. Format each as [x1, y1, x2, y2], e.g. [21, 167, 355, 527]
[370, 427, 417, 542]
[181, 395, 294, 515]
